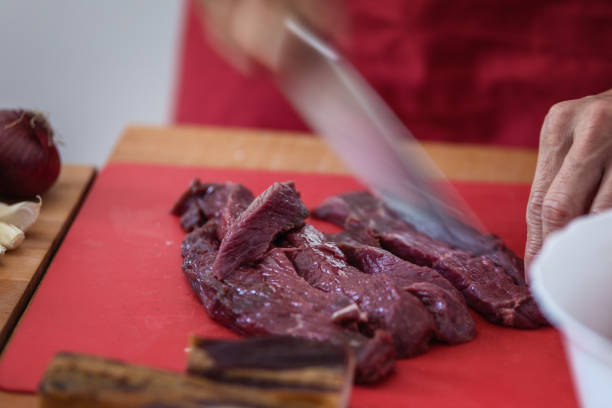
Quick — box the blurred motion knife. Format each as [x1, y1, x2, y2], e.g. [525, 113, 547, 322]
[275, 16, 490, 251]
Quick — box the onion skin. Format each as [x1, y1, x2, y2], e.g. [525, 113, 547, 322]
[0, 109, 61, 199]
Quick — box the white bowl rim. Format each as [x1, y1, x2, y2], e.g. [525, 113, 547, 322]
[530, 210, 612, 365]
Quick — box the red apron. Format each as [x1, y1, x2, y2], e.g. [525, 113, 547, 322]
[175, 0, 612, 148]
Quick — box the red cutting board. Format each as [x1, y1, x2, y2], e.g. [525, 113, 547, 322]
[0, 163, 578, 407]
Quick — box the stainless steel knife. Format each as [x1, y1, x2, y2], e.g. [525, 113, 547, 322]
[275, 16, 490, 251]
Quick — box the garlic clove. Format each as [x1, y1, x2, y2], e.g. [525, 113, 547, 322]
[0, 245, 6, 256]
[0, 222, 25, 250]
[0, 196, 41, 232]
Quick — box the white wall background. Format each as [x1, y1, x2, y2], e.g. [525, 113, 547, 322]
[0, 0, 184, 165]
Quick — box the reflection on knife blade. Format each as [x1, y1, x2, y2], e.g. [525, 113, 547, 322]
[274, 16, 492, 252]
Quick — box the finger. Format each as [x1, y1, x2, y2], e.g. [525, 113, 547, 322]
[540, 147, 604, 240]
[229, 0, 290, 70]
[591, 166, 612, 214]
[573, 96, 612, 215]
[539, 103, 612, 239]
[525, 102, 575, 266]
[229, 0, 347, 71]
[196, 0, 254, 73]
[196, 0, 237, 45]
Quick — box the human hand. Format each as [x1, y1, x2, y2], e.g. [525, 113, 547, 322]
[526, 89, 612, 268]
[195, 0, 345, 73]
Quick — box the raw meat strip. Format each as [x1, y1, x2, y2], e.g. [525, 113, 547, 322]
[338, 242, 476, 344]
[170, 180, 254, 235]
[213, 181, 309, 279]
[282, 225, 435, 357]
[313, 192, 526, 284]
[313, 192, 547, 329]
[171, 180, 220, 231]
[181, 222, 396, 383]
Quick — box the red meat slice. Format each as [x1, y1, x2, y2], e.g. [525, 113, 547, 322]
[313, 192, 547, 329]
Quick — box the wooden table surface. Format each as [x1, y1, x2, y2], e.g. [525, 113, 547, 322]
[0, 125, 538, 406]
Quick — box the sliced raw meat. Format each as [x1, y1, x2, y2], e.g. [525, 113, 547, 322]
[338, 243, 476, 344]
[313, 192, 547, 329]
[215, 184, 255, 240]
[313, 192, 526, 284]
[326, 230, 381, 248]
[213, 181, 309, 279]
[471, 234, 526, 286]
[171, 180, 219, 231]
[171, 180, 254, 235]
[282, 225, 435, 357]
[181, 222, 395, 383]
[171, 179, 220, 218]
[431, 250, 546, 328]
[177, 201, 203, 232]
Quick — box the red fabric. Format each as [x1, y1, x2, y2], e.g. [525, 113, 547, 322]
[175, 0, 612, 148]
[0, 163, 578, 407]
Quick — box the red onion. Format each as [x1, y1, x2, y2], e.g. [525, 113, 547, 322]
[0, 109, 61, 199]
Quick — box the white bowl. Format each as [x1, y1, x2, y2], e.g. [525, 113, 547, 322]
[531, 209, 612, 408]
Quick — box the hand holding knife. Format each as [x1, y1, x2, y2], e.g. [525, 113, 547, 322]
[196, 0, 490, 253]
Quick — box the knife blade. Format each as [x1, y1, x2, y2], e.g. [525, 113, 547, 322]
[275, 16, 491, 251]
